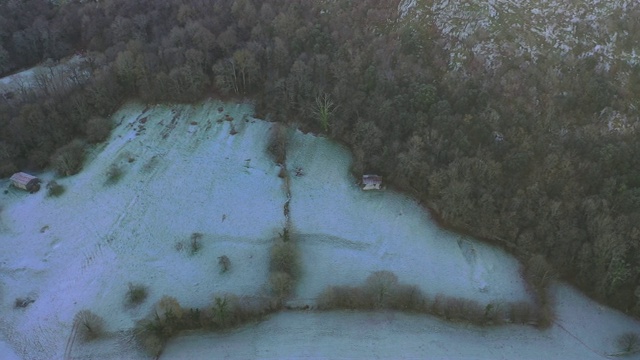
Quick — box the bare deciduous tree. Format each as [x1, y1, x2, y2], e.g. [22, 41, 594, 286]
[74, 310, 105, 342]
[218, 255, 231, 273]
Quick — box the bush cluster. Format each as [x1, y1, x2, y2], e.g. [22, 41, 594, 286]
[269, 239, 299, 276]
[616, 331, 640, 354]
[74, 309, 106, 342]
[46, 180, 65, 197]
[105, 164, 124, 185]
[522, 254, 557, 328]
[50, 140, 86, 177]
[267, 123, 288, 165]
[125, 283, 148, 307]
[268, 234, 300, 301]
[218, 255, 231, 273]
[133, 294, 274, 356]
[317, 271, 540, 327]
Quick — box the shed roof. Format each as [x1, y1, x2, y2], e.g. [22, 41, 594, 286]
[362, 175, 382, 184]
[10, 172, 38, 185]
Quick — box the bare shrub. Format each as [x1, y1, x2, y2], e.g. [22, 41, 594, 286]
[182, 308, 202, 330]
[430, 293, 446, 317]
[14, 297, 35, 308]
[521, 254, 557, 327]
[525, 254, 556, 293]
[616, 332, 640, 353]
[51, 140, 85, 177]
[74, 309, 105, 342]
[509, 301, 535, 324]
[483, 302, 506, 325]
[442, 297, 465, 320]
[365, 271, 398, 308]
[85, 116, 112, 143]
[317, 285, 372, 310]
[46, 180, 65, 197]
[269, 240, 299, 277]
[195, 307, 214, 330]
[460, 299, 485, 325]
[134, 295, 184, 354]
[125, 283, 148, 307]
[388, 284, 425, 312]
[218, 255, 231, 273]
[134, 317, 166, 357]
[267, 123, 287, 164]
[535, 303, 555, 329]
[105, 164, 123, 185]
[189, 233, 203, 255]
[211, 294, 239, 328]
[141, 155, 160, 174]
[270, 271, 294, 299]
[155, 296, 183, 326]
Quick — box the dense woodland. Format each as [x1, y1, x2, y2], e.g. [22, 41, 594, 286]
[1, 0, 640, 316]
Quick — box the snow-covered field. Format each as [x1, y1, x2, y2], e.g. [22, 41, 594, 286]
[399, 0, 640, 71]
[0, 101, 284, 359]
[0, 340, 20, 360]
[163, 285, 640, 360]
[286, 132, 528, 305]
[0, 100, 639, 359]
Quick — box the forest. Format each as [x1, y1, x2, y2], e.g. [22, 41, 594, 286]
[1, 0, 640, 317]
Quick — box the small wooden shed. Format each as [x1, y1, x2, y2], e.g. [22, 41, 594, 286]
[362, 174, 383, 190]
[10, 172, 41, 192]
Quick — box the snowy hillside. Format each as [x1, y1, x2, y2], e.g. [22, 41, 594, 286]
[399, 0, 640, 71]
[0, 101, 286, 359]
[0, 100, 639, 359]
[164, 286, 640, 360]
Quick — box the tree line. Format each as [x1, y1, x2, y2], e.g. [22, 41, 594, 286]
[1, 0, 640, 316]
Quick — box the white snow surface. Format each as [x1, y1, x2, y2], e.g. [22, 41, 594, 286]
[0, 101, 284, 359]
[163, 285, 640, 360]
[0, 340, 20, 360]
[0, 100, 639, 359]
[286, 132, 528, 305]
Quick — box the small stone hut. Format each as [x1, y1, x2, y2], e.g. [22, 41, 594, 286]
[10, 172, 41, 192]
[362, 174, 383, 190]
